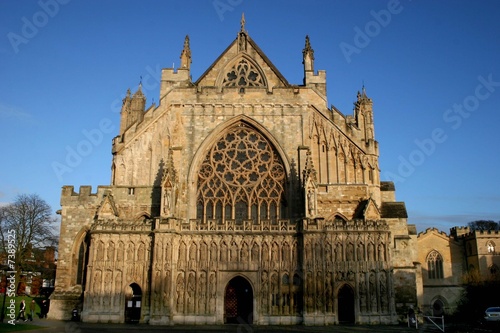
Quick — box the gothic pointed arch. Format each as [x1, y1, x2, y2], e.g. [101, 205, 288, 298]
[134, 211, 152, 222]
[332, 213, 348, 222]
[217, 54, 267, 89]
[191, 118, 288, 224]
[71, 227, 91, 287]
[426, 250, 444, 279]
[95, 191, 119, 219]
[161, 152, 178, 217]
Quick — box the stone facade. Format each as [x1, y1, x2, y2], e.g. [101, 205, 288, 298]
[51, 18, 419, 325]
[416, 227, 500, 316]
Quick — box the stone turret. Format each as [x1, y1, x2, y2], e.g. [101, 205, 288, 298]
[160, 37, 192, 96]
[119, 84, 146, 134]
[302, 35, 326, 98]
[354, 86, 375, 144]
[302, 35, 314, 75]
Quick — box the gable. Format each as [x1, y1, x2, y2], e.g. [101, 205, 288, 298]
[195, 30, 290, 91]
[96, 192, 119, 219]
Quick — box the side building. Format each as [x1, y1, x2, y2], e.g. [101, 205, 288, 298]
[416, 226, 500, 316]
[51, 18, 419, 325]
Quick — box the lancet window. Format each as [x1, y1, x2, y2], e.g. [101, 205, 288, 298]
[196, 123, 286, 224]
[427, 250, 444, 279]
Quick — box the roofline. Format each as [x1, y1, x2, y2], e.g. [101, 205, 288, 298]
[194, 33, 291, 87]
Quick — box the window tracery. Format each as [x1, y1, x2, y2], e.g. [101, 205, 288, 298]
[427, 250, 444, 279]
[222, 59, 265, 88]
[196, 123, 286, 224]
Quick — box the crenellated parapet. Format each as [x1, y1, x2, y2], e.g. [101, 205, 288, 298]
[308, 218, 389, 232]
[450, 226, 470, 238]
[91, 219, 154, 232]
[157, 218, 298, 233]
[417, 227, 450, 238]
[61, 185, 109, 206]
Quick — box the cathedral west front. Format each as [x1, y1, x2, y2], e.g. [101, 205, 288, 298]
[51, 17, 419, 325]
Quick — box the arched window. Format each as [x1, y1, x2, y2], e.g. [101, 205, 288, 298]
[282, 273, 289, 285]
[427, 251, 444, 279]
[196, 123, 286, 224]
[222, 58, 266, 88]
[486, 241, 496, 253]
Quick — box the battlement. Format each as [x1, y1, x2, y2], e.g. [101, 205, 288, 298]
[161, 67, 190, 82]
[450, 226, 469, 237]
[305, 69, 326, 82]
[417, 227, 449, 238]
[160, 68, 191, 97]
[475, 229, 500, 235]
[60, 185, 108, 205]
[61, 185, 110, 197]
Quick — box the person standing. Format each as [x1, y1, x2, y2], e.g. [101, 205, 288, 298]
[41, 299, 49, 318]
[29, 299, 36, 321]
[16, 299, 27, 322]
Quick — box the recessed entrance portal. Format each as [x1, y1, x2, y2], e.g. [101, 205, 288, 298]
[432, 299, 445, 316]
[125, 283, 142, 323]
[337, 284, 355, 324]
[224, 276, 253, 324]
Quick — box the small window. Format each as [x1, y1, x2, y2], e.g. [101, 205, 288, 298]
[128, 187, 135, 195]
[487, 241, 496, 253]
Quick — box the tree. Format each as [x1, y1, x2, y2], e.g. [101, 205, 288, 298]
[467, 220, 500, 231]
[0, 194, 58, 293]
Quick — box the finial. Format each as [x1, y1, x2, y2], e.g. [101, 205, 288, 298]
[133, 80, 145, 98]
[357, 83, 370, 102]
[302, 35, 314, 60]
[302, 35, 314, 72]
[180, 35, 192, 69]
[240, 12, 246, 32]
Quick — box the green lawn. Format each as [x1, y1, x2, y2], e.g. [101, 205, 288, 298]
[0, 322, 43, 332]
[0, 295, 46, 322]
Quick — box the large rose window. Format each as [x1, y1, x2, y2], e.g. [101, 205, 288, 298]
[197, 123, 286, 223]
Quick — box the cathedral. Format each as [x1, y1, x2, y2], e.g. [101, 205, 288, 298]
[51, 16, 419, 325]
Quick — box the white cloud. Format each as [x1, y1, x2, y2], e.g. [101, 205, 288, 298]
[0, 103, 34, 123]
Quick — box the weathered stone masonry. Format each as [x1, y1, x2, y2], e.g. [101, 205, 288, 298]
[51, 18, 418, 325]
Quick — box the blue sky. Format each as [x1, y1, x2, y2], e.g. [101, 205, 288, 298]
[1, 0, 499, 234]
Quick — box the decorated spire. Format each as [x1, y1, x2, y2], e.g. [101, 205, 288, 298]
[302, 149, 317, 186]
[240, 12, 246, 32]
[237, 13, 248, 52]
[302, 35, 314, 72]
[133, 81, 144, 98]
[180, 35, 192, 69]
[357, 84, 371, 102]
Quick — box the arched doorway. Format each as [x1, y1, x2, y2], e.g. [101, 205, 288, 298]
[338, 284, 355, 324]
[125, 283, 142, 323]
[432, 299, 445, 317]
[224, 276, 253, 324]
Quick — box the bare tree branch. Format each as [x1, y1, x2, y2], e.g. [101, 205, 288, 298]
[0, 194, 57, 271]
